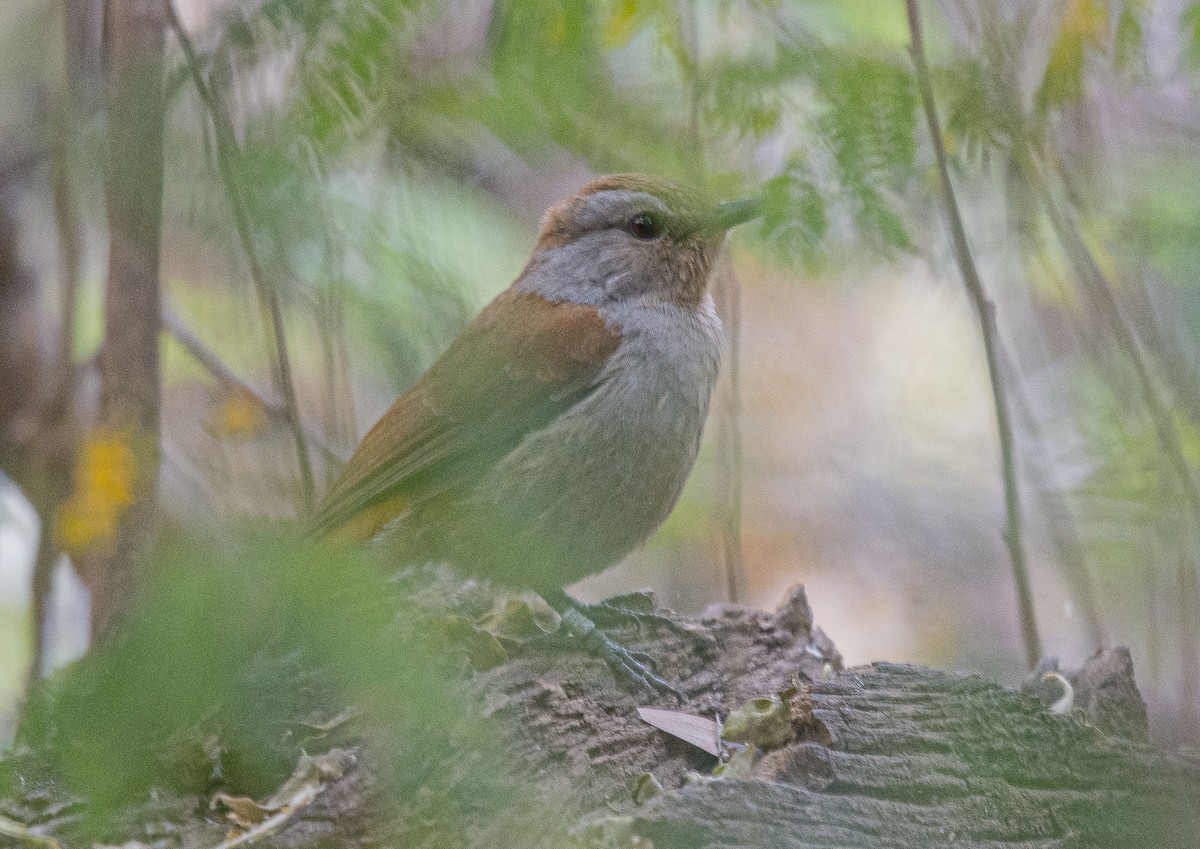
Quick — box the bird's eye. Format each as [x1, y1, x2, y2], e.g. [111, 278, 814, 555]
[628, 212, 664, 240]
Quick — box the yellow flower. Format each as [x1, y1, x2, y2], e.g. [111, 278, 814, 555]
[204, 389, 270, 441]
[56, 426, 139, 556]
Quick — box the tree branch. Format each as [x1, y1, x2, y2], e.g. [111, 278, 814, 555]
[1025, 152, 1200, 722]
[162, 305, 344, 466]
[89, 0, 168, 636]
[165, 1, 315, 514]
[906, 0, 1041, 669]
[1031, 159, 1200, 515]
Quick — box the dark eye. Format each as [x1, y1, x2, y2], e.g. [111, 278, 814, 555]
[628, 212, 664, 240]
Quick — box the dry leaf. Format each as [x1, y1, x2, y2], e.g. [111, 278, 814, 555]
[636, 707, 722, 756]
[262, 748, 356, 810]
[0, 813, 63, 849]
[442, 614, 508, 671]
[294, 707, 360, 733]
[211, 793, 271, 829]
[208, 749, 356, 849]
[474, 593, 561, 646]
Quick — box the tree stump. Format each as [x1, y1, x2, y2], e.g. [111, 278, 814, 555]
[2, 582, 1196, 848]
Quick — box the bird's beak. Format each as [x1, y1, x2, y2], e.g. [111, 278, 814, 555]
[708, 197, 762, 232]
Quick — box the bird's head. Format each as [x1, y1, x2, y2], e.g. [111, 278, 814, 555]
[525, 174, 760, 309]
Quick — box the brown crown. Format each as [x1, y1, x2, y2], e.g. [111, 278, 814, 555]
[536, 173, 698, 250]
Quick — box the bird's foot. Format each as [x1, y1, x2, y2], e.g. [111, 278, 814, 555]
[546, 589, 717, 657]
[558, 607, 684, 702]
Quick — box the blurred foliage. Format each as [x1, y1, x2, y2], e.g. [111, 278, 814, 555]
[167, 0, 935, 285]
[1, 0, 1200, 826]
[6, 530, 530, 844]
[139, 0, 1199, 734]
[1184, 2, 1200, 67]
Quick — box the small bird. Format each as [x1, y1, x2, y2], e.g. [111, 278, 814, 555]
[311, 174, 758, 629]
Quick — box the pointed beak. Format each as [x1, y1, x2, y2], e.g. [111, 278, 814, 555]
[708, 197, 762, 232]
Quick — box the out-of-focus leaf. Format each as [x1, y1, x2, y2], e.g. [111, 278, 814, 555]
[939, 51, 1023, 162]
[1036, 0, 1108, 113]
[473, 593, 561, 646]
[478, 0, 691, 174]
[1066, 0, 1110, 44]
[1114, 3, 1145, 73]
[1183, 2, 1200, 68]
[856, 191, 913, 253]
[701, 47, 813, 140]
[812, 51, 916, 187]
[602, 0, 643, 47]
[203, 389, 270, 441]
[1037, 27, 1085, 111]
[759, 162, 827, 268]
[10, 531, 521, 843]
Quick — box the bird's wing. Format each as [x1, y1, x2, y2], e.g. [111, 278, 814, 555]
[310, 290, 620, 541]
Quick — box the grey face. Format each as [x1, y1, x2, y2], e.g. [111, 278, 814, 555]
[541, 189, 725, 307]
[564, 189, 704, 244]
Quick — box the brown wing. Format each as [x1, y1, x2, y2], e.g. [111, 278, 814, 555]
[310, 290, 619, 541]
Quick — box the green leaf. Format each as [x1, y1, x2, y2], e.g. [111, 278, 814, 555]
[1184, 2, 1200, 68]
[812, 52, 917, 187]
[1114, 3, 1145, 72]
[1036, 28, 1085, 112]
[759, 161, 828, 268]
[1036, 0, 1108, 112]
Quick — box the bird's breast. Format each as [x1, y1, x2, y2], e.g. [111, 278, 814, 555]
[454, 297, 723, 589]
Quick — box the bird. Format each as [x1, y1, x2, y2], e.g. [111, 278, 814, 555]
[310, 174, 759, 690]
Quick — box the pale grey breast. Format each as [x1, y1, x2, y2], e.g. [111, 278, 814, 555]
[456, 295, 723, 590]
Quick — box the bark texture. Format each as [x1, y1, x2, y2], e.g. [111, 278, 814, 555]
[1, 585, 1196, 848]
[88, 0, 167, 636]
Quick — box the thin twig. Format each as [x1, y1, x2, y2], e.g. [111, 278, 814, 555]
[906, 0, 1041, 669]
[163, 305, 265, 403]
[679, 1, 746, 602]
[165, 1, 315, 512]
[26, 87, 86, 685]
[1177, 544, 1200, 727]
[163, 305, 344, 465]
[715, 262, 747, 603]
[1027, 151, 1200, 714]
[316, 224, 357, 457]
[999, 346, 1107, 648]
[1030, 160, 1200, 515]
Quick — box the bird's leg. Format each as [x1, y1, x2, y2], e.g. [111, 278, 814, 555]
[533, 589, 684, 700]
[546, 589, 717, 655]
[558, 607, 683, 701]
